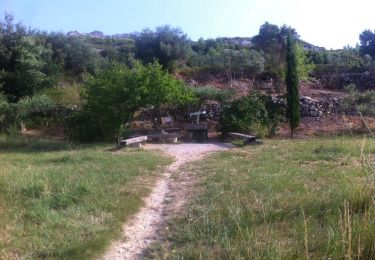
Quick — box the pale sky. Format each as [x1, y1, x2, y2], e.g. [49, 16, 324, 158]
[1, 0, 375, 49]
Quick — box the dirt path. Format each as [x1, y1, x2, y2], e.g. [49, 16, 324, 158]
[101, 142, 231, 260]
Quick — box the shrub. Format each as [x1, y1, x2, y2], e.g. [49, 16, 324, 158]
[17, 95, 57, 119]
[65, 109, 102, 142]
[41, 84, 82, 107]
[17, 95, 59, 128]
[343, 84, 375, 116]
[0, 94, 16, 133]
[219, 92, 281, 138]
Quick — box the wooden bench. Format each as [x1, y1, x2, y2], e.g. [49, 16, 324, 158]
[119, 136, 148, 148]
[228, 132, 256, 143]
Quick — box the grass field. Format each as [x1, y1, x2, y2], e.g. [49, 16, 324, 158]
[0, 136, 169, 259]
[151, 137, 375, 259]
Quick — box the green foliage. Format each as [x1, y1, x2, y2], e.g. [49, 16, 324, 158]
[16, 95, 62, 129]
[191, 86, 235, 104]
[219, 92, 280, 137]
[88, 37, 136, 67]
[309, 47, 369, 89]
[189, 48, 265, 80]
[252, 22, 299, 79]
[46, 32, 101, 75]
[359, 29, 375, 58]
[296, 44, 314, 81]
[0, 93, 17, 132]
[191, 38, 220, 54]
[65, 109, 100, 142]
[0, 93, 69, 134]
[17, 95, 56, 119]
[343, 84, 375, 116]
[41, 84, 82, 107]
[68, 62, 195, 141]
[135, 25, 191, 70]
[285, 34, 300, 137]
[0, 14, 54, 101]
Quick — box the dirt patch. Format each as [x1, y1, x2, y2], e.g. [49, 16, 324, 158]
[277, 114, 375, 138]
[22, 126, 65, 140]
[101, 142, 232, 260]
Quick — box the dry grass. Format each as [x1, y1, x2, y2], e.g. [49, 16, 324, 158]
[150, 137, 375, 259]
[0, 136, 170, 259]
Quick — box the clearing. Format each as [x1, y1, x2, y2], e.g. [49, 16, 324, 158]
[102, 142, 231, 259]
[0, 137, 170, 259]
[149, 137, 375, 259]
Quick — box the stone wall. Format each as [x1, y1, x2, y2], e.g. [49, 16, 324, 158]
[135, 95, 350, 127]
[201, 96, 349, 119]
[273, 96, 347, 117]
[336, 72, 375, 90]
[316, 71, 375, 90]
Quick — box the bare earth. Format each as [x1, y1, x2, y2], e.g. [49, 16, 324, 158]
[101, 142, 232, 260]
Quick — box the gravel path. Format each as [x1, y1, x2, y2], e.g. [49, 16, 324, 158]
[101, 142, 231, 260]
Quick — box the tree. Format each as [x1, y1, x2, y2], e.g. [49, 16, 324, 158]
[0, 14, 51, 101]
[135, 25, 191, 70]
[285, 33, 300, 138]
[68, 62, 195, 141]
[309, 48, 366, 89]
[359, 29, 375, 58]
[46, 34, 99, 74]
[252, 22, 299, 79]
[295, 43, 314, 81]
[188, 47, 265, 83]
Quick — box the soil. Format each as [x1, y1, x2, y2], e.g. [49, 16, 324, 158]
[21, 126, 65, 140]
[277, 114, 375, 138]
[101, 142, 232, 260]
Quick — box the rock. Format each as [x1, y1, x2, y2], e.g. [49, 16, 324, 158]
[273, 95, 347, 117]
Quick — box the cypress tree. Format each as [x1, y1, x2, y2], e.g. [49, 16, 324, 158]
[285, 33, 300, 138]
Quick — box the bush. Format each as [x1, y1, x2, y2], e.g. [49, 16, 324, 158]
[0, 95, 19, 134]
[41, 84, 82, 107]
[65, 109, 101, 142]
[16, 95, 60, 128]
[343, 84, 375, 116]
[17, 95, 56, 119]
[219, 92, 281, 138]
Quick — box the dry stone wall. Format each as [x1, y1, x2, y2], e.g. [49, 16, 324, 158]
[136, 96, 350, 126]
[273, 96, 347, 117]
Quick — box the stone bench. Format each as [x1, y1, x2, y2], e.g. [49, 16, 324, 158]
[119, 136, 148, 148]
[146, 131, 179, 143]
[228, 132, 256, 143]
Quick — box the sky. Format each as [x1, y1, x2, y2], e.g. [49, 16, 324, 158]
[1, 0, 375, 49]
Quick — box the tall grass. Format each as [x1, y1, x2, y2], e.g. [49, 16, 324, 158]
[151, 137, 375, 259]
[0, 136, 169, 259]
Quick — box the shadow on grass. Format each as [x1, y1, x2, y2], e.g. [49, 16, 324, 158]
[0, 136, 74, 153]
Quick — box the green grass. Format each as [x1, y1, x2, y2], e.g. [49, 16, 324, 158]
[151, 137, 375, 259]
[0, 136, 170, 259]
